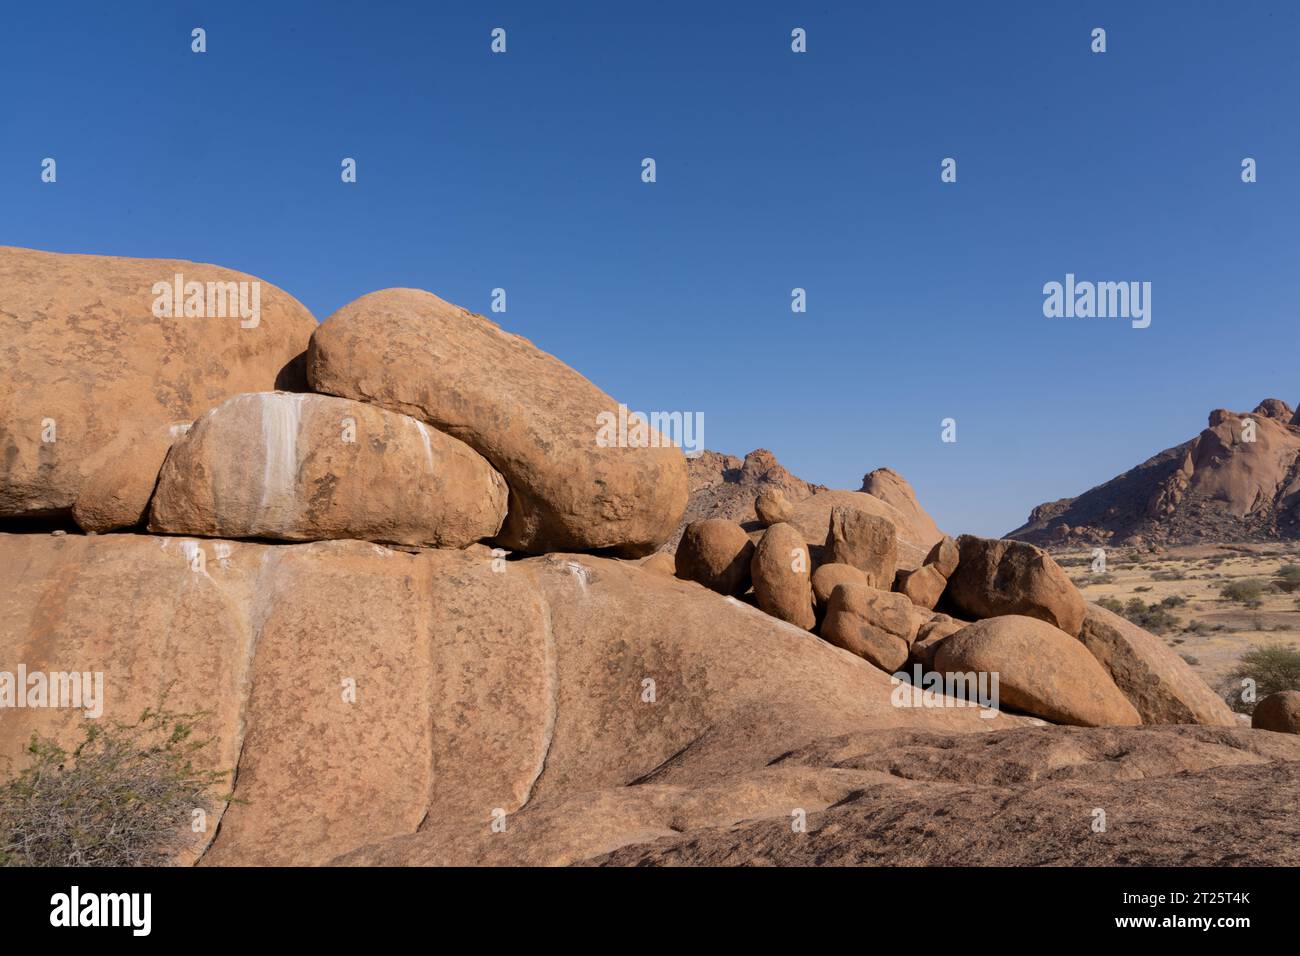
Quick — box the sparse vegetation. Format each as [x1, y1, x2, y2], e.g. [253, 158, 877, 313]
[0, 703, 227, 867]
[1117, 597, 1180, 634]
[1220, 579, 1269, 608]
[1219, 643, 1300, 714]
[1275, 564, 1300, 593]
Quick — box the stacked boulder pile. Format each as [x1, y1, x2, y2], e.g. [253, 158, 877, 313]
[2, 245, 1298, 868]
[0, 247, 687, 555]
[673, 501, 1238, 728]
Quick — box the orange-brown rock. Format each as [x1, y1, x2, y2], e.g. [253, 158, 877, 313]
[1078, 603, 1236, 726]
[821, 583, 918, 672]
[750, 522, 815, 629]
[925, 535, 960, 577]
[811, 562, 868, 612]
[307, 288, 687, 556]
[859, 467, 944, 548]
[823, 506, 897, 587]
[754, 488, 794, 526]
[638, 551, 678, 576]
[70, 422, 180, 532]
[0, 532, 1027, 867]
[895, 564, 947, 610]
[946, 535, 1086, 636]
[0, 246, 316, 519]
[1252, 691, 1300, 734]
[788, 490, 929, 570]
[674, 518, 754, 596]
[148, 393, 507, 548]
[1010, 398, 1300, 547]
[910, 613, 967, 668]
[934, 616, 1141, 727]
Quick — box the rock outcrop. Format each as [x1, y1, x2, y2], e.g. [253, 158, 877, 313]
[337, 725, 1300, 866]
[671, 449, 825, 547]
[1009, 398, 1300, 547]
[149, 392, 508, 548]
[0, 246, 317, 520]
[307, 288, 688, 556]
[0, 532, 1027, 866]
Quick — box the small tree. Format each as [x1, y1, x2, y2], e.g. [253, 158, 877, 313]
[1219, 643, 1300, 714]
[0, 702, 228, 867]
[1219, 579, 1268, 608]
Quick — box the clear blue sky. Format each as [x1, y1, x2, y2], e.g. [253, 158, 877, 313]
[3, 1, 1296, 536]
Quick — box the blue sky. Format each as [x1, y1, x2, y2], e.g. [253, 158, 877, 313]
[3, 1, 1296, 536]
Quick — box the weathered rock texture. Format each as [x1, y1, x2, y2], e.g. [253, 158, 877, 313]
[945, 535, 1086, 636]
[674, 518, 754, 596]
[750, 522, 816, 629]
[1252, 691, 1300, 734]
[307, 288, 687, 556]
[823, 506, 897, 587]
[0, 533, 1026, 867]
[789, 491, 938, 571]
[0, 246, 316, 519]
[337, 725, 1300, 866]
[821, 584, 917, 672]
[148, 392, 507, 548]
[1078, 603, 1237, 726]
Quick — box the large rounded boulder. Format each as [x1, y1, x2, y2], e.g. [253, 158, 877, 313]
[0, 246, 316, 520]
[675, 518, 754, 596]
[750, 522, 815, 629]
[821, 583, 918, 672]
[945, 535, 1086, 636]
[306, 288, 688, 556]
[1252, 691, 1300, 734]
[934, 616, 1141, 727]
[149, 392, 507, 548]
[1078, 603, 1236, 726]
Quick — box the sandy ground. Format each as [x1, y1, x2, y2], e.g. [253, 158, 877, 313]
[1054, 541, 1300, 695]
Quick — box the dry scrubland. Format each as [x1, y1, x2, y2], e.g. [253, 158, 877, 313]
[1062, 542, 1300, 704]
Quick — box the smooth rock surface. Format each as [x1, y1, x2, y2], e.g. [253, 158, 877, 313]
[307, 288, 688, 556]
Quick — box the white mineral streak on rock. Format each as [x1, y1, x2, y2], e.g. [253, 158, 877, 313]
[412, 418, 436, 473]
[256, 393, 307, 533]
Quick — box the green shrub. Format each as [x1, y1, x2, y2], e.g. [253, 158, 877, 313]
[1219, 579, 1269, 608]
[1119, 597, 1180, 634]
[0, 703, 227, 867]
[1219, 643, 1300, 714]
[1275, 564, 1300, 593]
